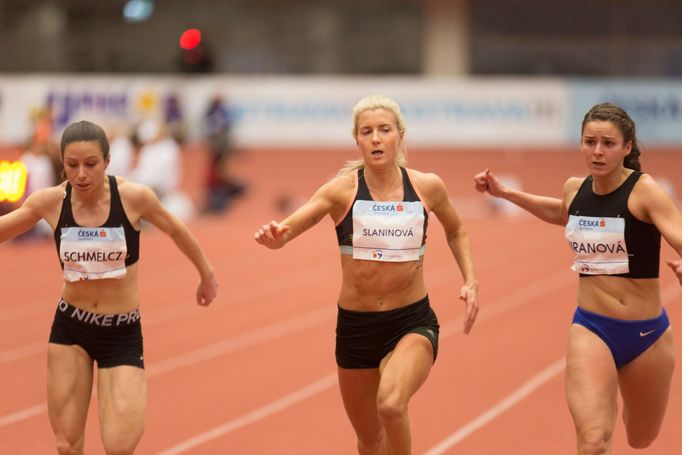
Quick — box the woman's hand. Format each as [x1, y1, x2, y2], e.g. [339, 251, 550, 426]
[459, 281, 479, 334]
[473, 169, 505, 198]
[196, 271, 218, 306]
[254, 220, 291, 249]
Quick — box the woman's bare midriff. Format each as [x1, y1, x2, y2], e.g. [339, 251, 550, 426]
[578, 275, 662, 320]
[338, 255, 427, 311]
[60, 263, 140, 314]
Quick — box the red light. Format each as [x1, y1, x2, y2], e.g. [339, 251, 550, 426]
[179, 29, 202, 50]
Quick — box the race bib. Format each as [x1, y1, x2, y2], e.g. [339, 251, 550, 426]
[352, 200, 424, 262]
[565, 215, 629, 274]
[60, 226, 128, 281]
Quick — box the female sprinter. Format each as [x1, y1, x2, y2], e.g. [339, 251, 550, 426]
[475, 102, 682, 454]
[0, 120, 217, 454]
[255, 95, 479, 454]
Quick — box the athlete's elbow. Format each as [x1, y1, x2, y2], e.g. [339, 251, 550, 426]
[446, 228, 468, 244]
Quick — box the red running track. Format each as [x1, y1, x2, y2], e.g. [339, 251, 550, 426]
[0, 147, 680, 454]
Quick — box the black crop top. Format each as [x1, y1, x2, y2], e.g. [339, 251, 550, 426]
[336, 167, 428, 249]
[567, 171, 660, 278]
[54, 175, 140, 269]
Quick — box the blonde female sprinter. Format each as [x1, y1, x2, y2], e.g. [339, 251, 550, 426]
[255, 95, 479, 454]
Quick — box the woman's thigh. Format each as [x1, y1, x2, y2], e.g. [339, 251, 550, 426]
[47, 343, 94, 444]
[97, 365, 147, 449]
[377, 333, 434, 406]
[565, 324, 619, 432]
[337, 367, 382, 440]
[618, 327, 675, 440]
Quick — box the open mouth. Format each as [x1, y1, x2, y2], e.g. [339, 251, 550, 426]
[371, 150, 384, 156]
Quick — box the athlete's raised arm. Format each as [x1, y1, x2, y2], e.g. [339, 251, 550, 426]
[254, 176, 346, 249]
[473, 168, 576, 225]
[0, 186, 62, 243]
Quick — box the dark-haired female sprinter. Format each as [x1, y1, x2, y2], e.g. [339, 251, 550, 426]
[475, 102, 682, 454]
[0, 120, 217, 454]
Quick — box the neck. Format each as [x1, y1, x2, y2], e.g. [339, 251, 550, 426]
[364, 164, 401, 188]
[72, 178, 109, 206]
[592, 167, 631, 195]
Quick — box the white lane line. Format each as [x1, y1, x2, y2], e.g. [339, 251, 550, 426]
[147, 307, 333, 378]
[439, 269, 574, 337]
[423, 359, 565, 455]
[0, 260, 337, 363]
[157, 373, 338, 455]
[0, 307, 334, 428]
[0, 342, 44, 365]
[157, 269, 575, 452]
[0, 403, 47, 428]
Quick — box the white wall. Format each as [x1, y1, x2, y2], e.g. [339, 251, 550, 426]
[1, 75, 681, 149]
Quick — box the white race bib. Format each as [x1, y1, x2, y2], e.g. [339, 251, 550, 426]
[351, 200, 425, 262]
[565, 215, 629, 274]
[60, 226, 128, 281]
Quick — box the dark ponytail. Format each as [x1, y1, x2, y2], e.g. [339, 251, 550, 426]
[581, 103, 641, 171]
[624, 142, 641, 172]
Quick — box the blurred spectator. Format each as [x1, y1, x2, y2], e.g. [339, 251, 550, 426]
[128, 117, 194, 221]
[164, 93, 186, 145]
[202, 94, 246, 213]
[106, 121, 135, 178]
[30, 106, 62, 181]
[21, 140, 55, 196]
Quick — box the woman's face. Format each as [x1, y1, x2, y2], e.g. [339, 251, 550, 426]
[580, 120, 632, 177]
[62, 140, 109, 193]
[355, 108, 403, 167]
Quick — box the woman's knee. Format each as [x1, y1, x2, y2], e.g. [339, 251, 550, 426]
[577, 426, 612, 455]
[101, 425, 144, 455]
[101, 436, 143, 455]
[356, 431, 384, 454]
[376, 394, 407, 425]
[54, 433, 85, 455]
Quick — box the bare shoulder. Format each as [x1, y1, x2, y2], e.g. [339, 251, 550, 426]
[634, 173, 666, 195]
[115, 176, 157, 205]
[405, 168, 450, 213]
[563, 176, 584, 194]
[319, 172, 356, 205]
[28, 182, 67, 209]
[325, 172, 356, 191]
[629, 172, 678, 222]
[18, 183, 68, 226]
[632, 173, 674, 207]
[114, 177, 160, 223]
[406, 168, 446, 195]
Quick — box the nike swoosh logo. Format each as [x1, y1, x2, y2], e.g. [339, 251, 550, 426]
[640, 329, 656, 337]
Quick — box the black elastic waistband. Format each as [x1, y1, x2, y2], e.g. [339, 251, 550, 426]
[56, 299, 141, 327]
